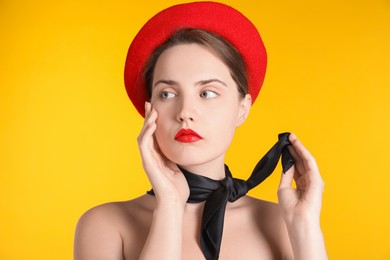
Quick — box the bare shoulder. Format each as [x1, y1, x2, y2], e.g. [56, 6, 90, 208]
[229, 195, 284, 224]
[74, 195, 155, 260]
[227, 196, 293, 259]
[244, 196, 284, 222]
[250, 196, 293, 258]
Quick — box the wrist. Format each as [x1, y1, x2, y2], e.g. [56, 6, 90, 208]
[141, 197, 185, 260]
[285, 216, 327, 260]
[285, 212, 320, 232]
[155, 199, 186, 216]
[153, 189, 189, 208]
[287, 217, 322, 241]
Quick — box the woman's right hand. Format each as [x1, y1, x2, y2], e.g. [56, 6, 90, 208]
[137, 102, 190, 206]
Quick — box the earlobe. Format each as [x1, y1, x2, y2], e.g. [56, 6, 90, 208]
[236, 94, 252, 127]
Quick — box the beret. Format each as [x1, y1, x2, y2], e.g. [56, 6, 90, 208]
[124, 1, 267, 117]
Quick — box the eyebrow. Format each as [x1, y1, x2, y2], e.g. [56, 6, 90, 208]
[153, 79, 227, 88]
[196, 79, 227, 87]
[153, 79, 176, 88]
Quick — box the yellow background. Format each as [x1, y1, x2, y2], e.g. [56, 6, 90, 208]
[1, 0, 389, 259]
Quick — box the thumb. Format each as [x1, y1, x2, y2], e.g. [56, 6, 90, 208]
[278, 167, 294, 191]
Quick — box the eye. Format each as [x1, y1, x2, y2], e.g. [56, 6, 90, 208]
[159, 91, 176, 99]
[200, 90, 218, 99]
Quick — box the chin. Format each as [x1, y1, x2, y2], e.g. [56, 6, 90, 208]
[166, 152, 205, 167]
[157, 139, 230, 168]
[164, 148, 225, 170]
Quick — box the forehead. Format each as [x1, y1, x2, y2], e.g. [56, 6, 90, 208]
[153, 43, 232, 82]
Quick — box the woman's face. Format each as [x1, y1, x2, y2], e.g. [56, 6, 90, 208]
[150, 43, 251, 167]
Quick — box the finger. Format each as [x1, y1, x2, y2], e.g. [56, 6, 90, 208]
[279, 167, 294, 190]
[289, 133, 316, 167]
[142, 111, 157, 140]
[289, 134, 324, 194]
[288, 136, 320, 181]
[138, 102, 151, 138]
[287, 144, 299, 166]
[138, 104, 157, 140]
[141, 102, 153, 129]
[286, 144, 305, 178]
[143, 118, 157, 141]
[138, 110, 158, 154]
[145, 101, 152, 116]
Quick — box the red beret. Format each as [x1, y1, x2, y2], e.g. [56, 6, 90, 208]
[124, 1, 267, 117]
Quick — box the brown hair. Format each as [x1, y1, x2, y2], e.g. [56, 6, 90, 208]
[143, 28, 248, 99]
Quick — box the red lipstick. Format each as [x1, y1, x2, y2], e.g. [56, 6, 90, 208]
[175, 128, 203, 143]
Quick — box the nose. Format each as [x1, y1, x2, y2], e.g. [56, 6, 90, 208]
[176, 96, 197, 122]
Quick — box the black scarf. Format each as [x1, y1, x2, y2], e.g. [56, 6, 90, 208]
[148, 132, 294, 260]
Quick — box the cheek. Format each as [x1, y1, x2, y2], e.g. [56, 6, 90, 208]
[217, 104, 240, 126]
[151, 98, 175, 119]
[153, 124, 171, 159]
[208, 108, 239, 140]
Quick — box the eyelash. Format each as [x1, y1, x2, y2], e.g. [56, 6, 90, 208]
[158, 89, 219, 100]
[200, 90, 218, 98]
[159, 91, 176, 99]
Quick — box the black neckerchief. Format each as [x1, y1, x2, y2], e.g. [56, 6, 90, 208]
[147, 132, 294, 260]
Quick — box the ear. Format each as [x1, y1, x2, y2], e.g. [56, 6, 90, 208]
[236, 94, 252, 127]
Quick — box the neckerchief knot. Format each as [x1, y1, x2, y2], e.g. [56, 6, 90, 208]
[220, 175, 248, 202]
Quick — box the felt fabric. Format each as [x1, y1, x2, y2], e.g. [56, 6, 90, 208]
[124, 1, 267, 117]
[148, 133, 294, 260]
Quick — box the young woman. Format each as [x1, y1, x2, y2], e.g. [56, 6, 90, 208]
[74, 2, 327, 260]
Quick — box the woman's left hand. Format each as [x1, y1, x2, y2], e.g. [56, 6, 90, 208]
[277, 133, 325, 226]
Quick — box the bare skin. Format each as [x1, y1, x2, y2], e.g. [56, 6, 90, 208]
[74, 44, 327, 260]
[75, 194, 294, 259]
[74, 132, 327, 260]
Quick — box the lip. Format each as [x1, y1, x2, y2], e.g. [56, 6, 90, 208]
[175, 128, 203, 143]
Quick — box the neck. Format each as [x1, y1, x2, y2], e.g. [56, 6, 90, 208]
[178, 155, 226, 180]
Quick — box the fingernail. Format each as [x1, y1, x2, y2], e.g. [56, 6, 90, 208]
[290, 132, 297, 141]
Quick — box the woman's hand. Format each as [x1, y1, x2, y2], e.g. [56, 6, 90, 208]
[277, 133, 324, 226]
[277, 133, 327, 259]
[137, 102, 189, 259]
[137, 102, 190, 206]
